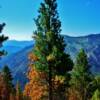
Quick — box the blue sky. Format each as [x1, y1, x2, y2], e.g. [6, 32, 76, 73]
[0, 0, 100, 40]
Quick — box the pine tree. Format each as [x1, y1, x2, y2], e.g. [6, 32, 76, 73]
[24, 0, 73, 99]
[16, 81, 23, 100]
[90, 75, 100, 100]
[69, 49, 93, 100]
[0, 23, 10, 99]
[0, 72, 5, 99]
[9, 93, 16, 100]
[0, 72, 10, 100]
[0, 23, 8, 57]
[2, 65, 14, 94]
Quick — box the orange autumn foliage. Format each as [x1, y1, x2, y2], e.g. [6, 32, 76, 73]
[28, 52, 39, 62]
[23, 67, 48, 100]
[24, 64, 67, 100]
[24, 53, 66, 100]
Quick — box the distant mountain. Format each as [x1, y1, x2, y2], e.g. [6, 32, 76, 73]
[3, 40, 33, 47]
[0, 34, 100, 88]
[64, 34, 100, 73]
[0, 45, 33, 88]
[0, 40, 34, 54]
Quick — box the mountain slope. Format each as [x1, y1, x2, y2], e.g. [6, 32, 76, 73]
[0, 45, 34, 88]
[0, 40, 34, 54]
[64, 34, 100, 73]
[0, 34, 100, 87]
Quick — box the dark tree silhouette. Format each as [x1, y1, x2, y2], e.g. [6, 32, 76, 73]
[2, 65, 14, 94]
[0, 23, 8, 57]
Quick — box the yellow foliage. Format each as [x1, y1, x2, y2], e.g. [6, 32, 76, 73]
[52, 75, 65, 90]
[54, 75, 65, 84]
[47, 54, 55, 61]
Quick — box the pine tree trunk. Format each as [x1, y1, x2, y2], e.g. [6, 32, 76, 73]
[49, 65, 52, 100]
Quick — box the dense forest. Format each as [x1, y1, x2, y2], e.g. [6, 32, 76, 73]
[0, 0, 100, 100]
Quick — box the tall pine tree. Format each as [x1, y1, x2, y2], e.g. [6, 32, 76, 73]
[2, 65, 14, 94]
[24, 0, 73, 99]
[69, 49, 93, 100]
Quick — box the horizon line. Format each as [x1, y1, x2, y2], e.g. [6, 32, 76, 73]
[7, 33, 100, 41]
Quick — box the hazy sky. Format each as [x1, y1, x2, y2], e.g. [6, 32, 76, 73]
[0, 0, 100, 40]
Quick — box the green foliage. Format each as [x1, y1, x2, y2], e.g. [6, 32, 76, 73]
[16, 81, 24, 100]
[70, 49, 94, 99]
[91, 89, 100, 100]
[31, 0, 73, 99]
[33, 0, 73, 77]
[16, 81, 22, 96]
[90, 75, 100, 97]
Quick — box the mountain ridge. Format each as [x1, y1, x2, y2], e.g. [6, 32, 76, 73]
[0, 33, 100, 87]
